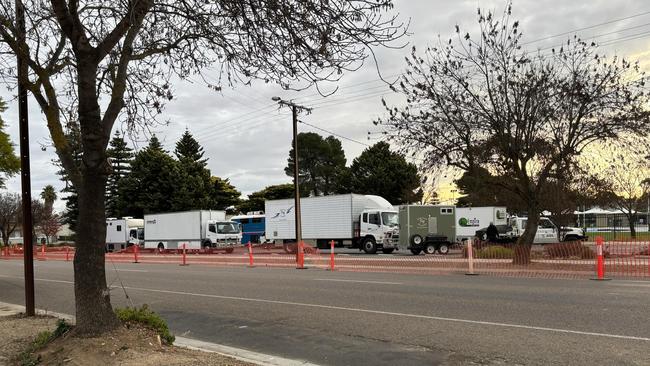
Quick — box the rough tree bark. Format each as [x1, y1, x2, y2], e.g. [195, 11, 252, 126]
[514, 208, 539, 265]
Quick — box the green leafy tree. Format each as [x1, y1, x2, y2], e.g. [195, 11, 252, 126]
[118, 136, 182, 217]
[349, 142, 422, 204]
[173, 130, 212, 210]
[285, 133, 348, 196]
[106, 132, 133, 217]
[210, 177, 241, 211]
[0, 99, 20, 188]
[40, 185, 57, 214]
[238, 184, 295, 213]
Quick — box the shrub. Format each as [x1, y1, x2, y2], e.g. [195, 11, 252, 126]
[115, 304, 175, 345]
[19, 320, 71, 366]
[545, 242, 594, 259]
[475, 246, 514, 259]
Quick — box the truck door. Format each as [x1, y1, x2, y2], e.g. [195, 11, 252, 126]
[207, 222, 217, 242]
[538, 218, 558, 243]
[363, 212, 381, 236]
[428, 216, 438, 234]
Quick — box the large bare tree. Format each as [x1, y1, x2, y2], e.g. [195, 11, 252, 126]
[0, 0, 406, 334]
[377, 4, 649, 263]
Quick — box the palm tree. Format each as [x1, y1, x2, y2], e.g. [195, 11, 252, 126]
[40, 185, 57, 214]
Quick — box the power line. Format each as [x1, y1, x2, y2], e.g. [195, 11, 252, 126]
[298, 119, 371, 147]
[522, 10, 650, 45]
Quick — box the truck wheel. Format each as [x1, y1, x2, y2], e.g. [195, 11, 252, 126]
[382, 248, 395, 254]
[157, 243, 164, 251]
[410, 234, 423, 246]
[424, 243, 436, 255]
[283, 243, 296, 254]
[563, 235, 578, 242]
[410, 248, 422, 255]
[362, 238, 377, 254]
[437, 243, 450, 255]
[225, 247, 234, 254]
[202, 240, 212, 249]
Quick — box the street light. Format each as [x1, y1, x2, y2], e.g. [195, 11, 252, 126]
[272, 97, 312, 265]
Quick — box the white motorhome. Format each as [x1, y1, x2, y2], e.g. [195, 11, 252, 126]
[144, 210, 242, 251]
[105, 217, 144, 252]
[265, 194, 399, 254]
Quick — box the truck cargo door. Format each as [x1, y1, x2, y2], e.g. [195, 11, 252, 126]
[428, 216, 438, 234]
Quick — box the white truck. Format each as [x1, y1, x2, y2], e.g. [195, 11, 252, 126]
[144, 210, 242, 251]
[456, 207, 507, 241]
[506, 216, 587, 243]
[105, 217, 144, 252]
[265, 194, 399, 254]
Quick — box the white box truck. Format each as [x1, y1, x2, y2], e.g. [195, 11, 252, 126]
[455, 207, 508, 241]
[265, 194, 399, 254]
[144, 210, 241, 252]
[105, 217, 144, 252]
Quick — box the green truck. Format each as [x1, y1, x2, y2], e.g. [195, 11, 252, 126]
[397, 205, 456, 255]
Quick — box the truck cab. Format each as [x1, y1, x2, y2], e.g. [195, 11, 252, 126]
[358, 209, 399, 254]
[204, 220, 242, 248]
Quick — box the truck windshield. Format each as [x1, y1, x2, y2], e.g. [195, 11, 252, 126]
[137, 228, 144, 240]
[217, 223, 240, 234]
[381, 212, 398, 227]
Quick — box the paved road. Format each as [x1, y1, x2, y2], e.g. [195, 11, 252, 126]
[0, 260, 648, 365]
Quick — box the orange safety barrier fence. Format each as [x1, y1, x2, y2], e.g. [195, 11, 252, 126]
[1, 239, 648, 280]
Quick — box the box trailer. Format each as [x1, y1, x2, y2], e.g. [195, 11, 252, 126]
[455, 206, 508, 241]
[397, 205, 456, 255]
[143, 210, 241, 251]
[265, 194, 399, 254]
[105, 217, 144, 252]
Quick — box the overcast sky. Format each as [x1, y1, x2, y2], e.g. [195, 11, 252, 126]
[2, 0, 650, 212]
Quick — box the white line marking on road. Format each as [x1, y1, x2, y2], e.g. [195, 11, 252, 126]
[612, 283, 650, 288]
[109, 269, 148, 273]
[1, 274, 649, 342]
[314, 278, 403, 285]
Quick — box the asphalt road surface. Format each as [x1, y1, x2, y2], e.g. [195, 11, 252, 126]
[0, 260, 648, 365]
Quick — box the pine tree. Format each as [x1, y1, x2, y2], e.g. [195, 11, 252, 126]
[117, 137, 181, 217]
[174, 129, 207, 167]
[55, 119, 83, 232]
[172, 130, 212, 210]
[105, 131, 133, 217]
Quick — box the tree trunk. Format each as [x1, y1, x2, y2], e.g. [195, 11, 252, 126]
[72, 59, 119, 335]
[73, 167, 119, 335]
[628, 215, 636, 239]
[513, 210, 539, 265]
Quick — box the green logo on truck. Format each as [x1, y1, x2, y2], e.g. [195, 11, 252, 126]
[458, 217, 479, 227]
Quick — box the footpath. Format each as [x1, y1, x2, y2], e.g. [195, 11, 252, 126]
[0, 302, 316, 366]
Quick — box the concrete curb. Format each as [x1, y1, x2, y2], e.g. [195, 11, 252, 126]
[0, 301, 318, 366]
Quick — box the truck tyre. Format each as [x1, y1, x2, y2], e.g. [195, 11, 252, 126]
[563, 235, 578, 242]
[424, 243, 436, 255]
[283, 243, 296, 254]
[362, 237, 377, 254]
[437, 243, 450, 255]
[157, 243, 164, 251]
[410, 234, 423, 246]
[202, 240, 212, 249]
[410, 248, 422, 255]
[382, 248, 395, 254]
[225, 247, 234, 254]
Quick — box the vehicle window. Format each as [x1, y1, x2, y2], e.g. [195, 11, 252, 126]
[217, 223, 240, 234]
[239, 218, 250, 224]
[137, 228, 144, 240]
[252, 218, 262, 223]
[521, 220, 527, 228]
[362, 213, 368, 223]
[381, 212, 398, 227]
[440, 208, 453, 215]
[208, 224, 216, 233]
[539, 219, 555, 229]
[369, 213, 380, 226]
[129, 229, 137, 238]
[116, 225, 122, 232]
